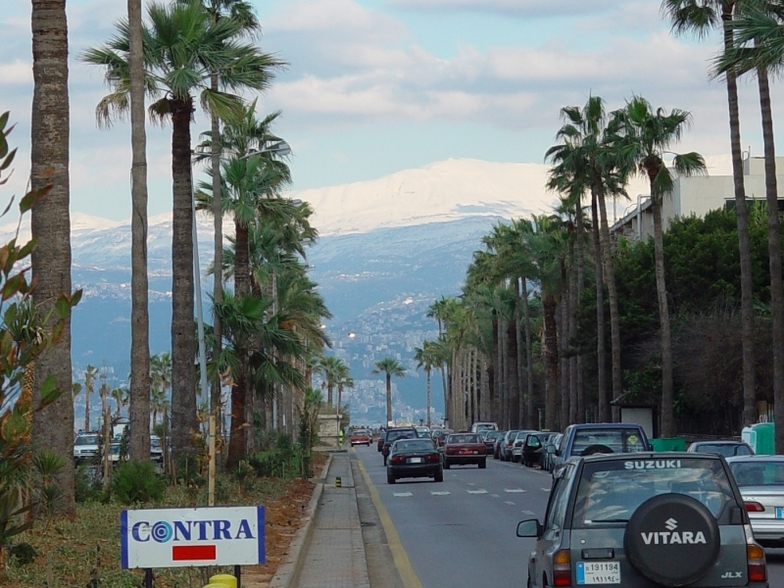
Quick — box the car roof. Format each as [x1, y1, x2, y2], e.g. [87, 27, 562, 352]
[570, 451, 726, 466]
[692, 440, 746, 445]
[568, 422, 647, 430]
[725, 454, 784, 463]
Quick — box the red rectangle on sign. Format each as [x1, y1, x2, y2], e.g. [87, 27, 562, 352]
[172, 545, 217, 561]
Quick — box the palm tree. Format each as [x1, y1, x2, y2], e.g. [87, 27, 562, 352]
[126, 0, 151, 463]
[372, 358, 406, 425]
[83, 364, 98, 432]
[716, 2, 784, 451]
[414, 341, 440, 428]
[111, 386, 129, 420]
[546, 96, 625, 421]
[663, 0, 757, 428]
[82, 1, 284, 460]
[612, 96, 707, 438]
[187, 0, 261, 422]
[30, 0, 75, 515]
[319, 355, 344, 407]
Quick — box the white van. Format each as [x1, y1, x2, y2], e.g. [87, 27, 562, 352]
[470, 422, 498, 433]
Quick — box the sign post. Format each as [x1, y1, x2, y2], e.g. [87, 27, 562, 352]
[121, 506, 264, 573]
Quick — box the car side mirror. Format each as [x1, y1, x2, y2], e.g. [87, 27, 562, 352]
[516, 519, 542, 538]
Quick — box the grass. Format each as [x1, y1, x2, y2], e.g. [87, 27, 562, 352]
[6, 473, 296, 588]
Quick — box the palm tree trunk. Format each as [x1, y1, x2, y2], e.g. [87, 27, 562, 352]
[522, 279, 535, 429]
[575, 203, 586, 423]
[210, 73, 224, 427]
[494, 312, 502, 421]
[596, 185, 622, 418]
[30, 0, 75, 515]
[128, 0, 151, 463]
[501, 314, 511, 429]
[226, 375, 246, 469]
[234, 223, 251, 296]
[481, 355, 491, 426]
[170, 97, 198, 460]
[543, 295, 559, 431]
[426, 369, 432, 428]
[591, 192, 608, 421]
[85, 385, 91, 431]
[515, 279, 524, 428]
[559, 295, 569, 431]
[569, 235, 578, 426]
[386, 373, 392, 424]
[757, 67, 784, 452]
[650, 188, 675, 437]
[722, 9, 756, 429]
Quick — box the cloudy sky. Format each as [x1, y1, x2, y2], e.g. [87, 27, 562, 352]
[2, 0, 782, 221]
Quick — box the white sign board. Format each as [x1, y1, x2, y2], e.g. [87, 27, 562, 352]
[120, 506, 264, 569]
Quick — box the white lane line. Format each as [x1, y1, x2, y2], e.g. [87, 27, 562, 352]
[491, 494, 500, 498]
[504, 488, 526, 493]
[504, 501, 516, 505]
[522, 509, 536, 515]
[393, 492, 413, 497]
[467, 489, 489, 494]
[431, 491, 451, 496]
[541, 487, 550, 492]
[467, 482, 476, 486]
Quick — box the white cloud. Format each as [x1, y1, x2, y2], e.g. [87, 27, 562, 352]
[387, 0, 624, 18]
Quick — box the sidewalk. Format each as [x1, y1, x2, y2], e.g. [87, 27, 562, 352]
[292, 452, 370, 588]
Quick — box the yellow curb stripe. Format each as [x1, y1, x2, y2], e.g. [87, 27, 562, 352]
[357, 459, 423, 588]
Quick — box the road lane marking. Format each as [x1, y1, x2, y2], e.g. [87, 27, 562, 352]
[491, 494, 500, 498]
[541, 488, 550, 492]
[504, 488, 526, 493]
[467, 489, 488, 494]
[505, 501, 516, 505]
[431, 491, 451, 496]
[357, 460, 424, 588]
[522, 509, 535, 515]
[467, 482, 476, 486]
[393, 492, 413, 497]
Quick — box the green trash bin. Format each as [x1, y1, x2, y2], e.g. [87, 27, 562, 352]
[650, 437, 686, 452]
[742, 422, 775, 455]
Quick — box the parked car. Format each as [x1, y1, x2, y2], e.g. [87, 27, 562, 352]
[414, 426, 431, 438]
[517, 452, 767, 588]
[381, 427, 418, 466]
[512, 430, 537, 463]
[350, 429, 373, 446]
[493, 431, 507, 460]
[543, 432, 563, 472]
[521, 432, 553, 468]
[727, 454, 784, 548]
[150, 434, 163, 463]
[481, 430, 502, 454]
[442, 433, 487, 469]
[688, 440, 754, 457]
[549, 422, 651, 476]
[386, 438, 443, 484]
[73, 432, 101, 464]
[499, 430, 520, 462]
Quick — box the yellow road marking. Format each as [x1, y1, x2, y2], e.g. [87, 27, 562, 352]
[357, 459, 423, 588]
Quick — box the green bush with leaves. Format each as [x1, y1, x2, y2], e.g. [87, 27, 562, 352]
[111, 461, 165, 505]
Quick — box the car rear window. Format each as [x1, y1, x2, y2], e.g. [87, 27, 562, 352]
[573, 458, 735, 528]
[572, 428, 647, 455]
[387, 429, 416, 442]
[694, 443, 752, 457]
[729, 461, 784, 486]
[75, 435, 99, 446]
[353, 430, 370, 436]
[449, 434, 480, 444]
[394, 439, 435, 452]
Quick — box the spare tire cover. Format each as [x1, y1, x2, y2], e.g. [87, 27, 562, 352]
[624, 493, 720, 586]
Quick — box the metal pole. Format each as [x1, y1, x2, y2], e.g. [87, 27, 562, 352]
[191, 164, 209, 406]
[144, 568, 153, 588]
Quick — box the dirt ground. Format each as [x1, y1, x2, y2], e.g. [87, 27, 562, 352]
[242, 455, 327, 586]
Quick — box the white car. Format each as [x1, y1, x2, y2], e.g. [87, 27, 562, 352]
[726, 454, 784, 548]
[73, 433, 100, 463]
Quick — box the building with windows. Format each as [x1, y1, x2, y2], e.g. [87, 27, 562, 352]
[611, 156, 784, 241]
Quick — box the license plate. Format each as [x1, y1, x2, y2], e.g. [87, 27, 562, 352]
[408, 457, 423, 464]
[576, 561, 620, 585]
[776, 507, 784, 519]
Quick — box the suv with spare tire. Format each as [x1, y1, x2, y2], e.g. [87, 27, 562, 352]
[516, 452, 768, 588]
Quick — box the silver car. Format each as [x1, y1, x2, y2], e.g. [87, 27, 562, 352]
[517, 452, 768, 588]
[727, 455, 784, 548]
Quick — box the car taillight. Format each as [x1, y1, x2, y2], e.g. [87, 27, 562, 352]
[747, 543, 766, 582]
[425, 453, 440, 463]
[446, 447, 455, 454]
[390, 455, 405, 465]
[552, 549, 571, 587]
[745, 501, 766, 512]
[508, 441, 513, 446]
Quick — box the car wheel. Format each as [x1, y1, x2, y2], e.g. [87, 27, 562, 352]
[383, 456, 387, 466]
[624, 494, 719, 587]
[387, 471, 396, 484]
[478, 459, 486, 469]
[434, 469, 444, 483]
[443, 459, 451, 469]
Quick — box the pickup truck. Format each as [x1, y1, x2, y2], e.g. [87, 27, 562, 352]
[548, 422, 651, 477]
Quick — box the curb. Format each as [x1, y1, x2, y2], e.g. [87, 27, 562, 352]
[268, 454, 333, 588]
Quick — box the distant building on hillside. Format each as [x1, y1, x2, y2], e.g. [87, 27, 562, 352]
[611, 156, 784, 242]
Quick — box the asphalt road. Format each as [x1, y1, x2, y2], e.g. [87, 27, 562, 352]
[354, 445, 784, 588]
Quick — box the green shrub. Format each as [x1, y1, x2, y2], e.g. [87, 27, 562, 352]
[112, 461, 165, 505]
[8, 542, 36, 566]
[74, 464, 105, 503]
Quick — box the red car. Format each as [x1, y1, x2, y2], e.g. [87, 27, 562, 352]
[443, 433, 487, 469]
[350, 429, 372, 446]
